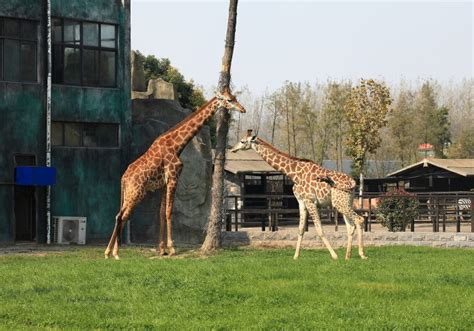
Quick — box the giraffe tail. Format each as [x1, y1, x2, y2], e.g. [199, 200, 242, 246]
[120, 180, 125, 211]
[319, 176, 336, 187]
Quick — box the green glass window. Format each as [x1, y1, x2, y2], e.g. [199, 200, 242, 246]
[64, 47, 81, 84]
[52, 122, 119, 148]
[52, 18, 117, 87]
[64, 123, 82, 147]
[83, 22, 98, 46]
[0, 17, 37, 82]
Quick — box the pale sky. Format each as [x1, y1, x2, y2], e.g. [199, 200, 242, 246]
[131, 1, 473, 93]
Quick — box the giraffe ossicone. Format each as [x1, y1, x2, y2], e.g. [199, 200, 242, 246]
[104, 90, 246, 260]
[231, 130, 367, 260]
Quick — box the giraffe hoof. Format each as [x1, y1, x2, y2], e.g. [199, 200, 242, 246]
[293, 255, 300, 260]
[104, 254, 109, 259]
[331, 255, 338, 260]
[168, 248, 176, 256]
[360, 255, 368, 260]
[113, 255, 120, 260]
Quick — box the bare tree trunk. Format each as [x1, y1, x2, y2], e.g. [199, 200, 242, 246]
[285, 93, 291, 155]
[271, 105, 278, 145]
[291, 104, 298, 157]
[358, 172, 364, 210]
[201, 0, 239, 252]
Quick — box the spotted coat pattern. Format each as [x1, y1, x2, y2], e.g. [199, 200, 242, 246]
[105, 91, 246, 259]
[231, 135, 367, 260]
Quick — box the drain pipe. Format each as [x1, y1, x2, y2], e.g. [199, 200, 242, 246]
[45, 0, 52, 244]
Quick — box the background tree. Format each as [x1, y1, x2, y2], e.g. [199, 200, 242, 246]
[414, 81, 451, 158]
[388, 88, 418, 166]
[323, 82, 351, 171]
[266, 90, 283, 145]
[345, 79, 392, 198]
[440, 79, 473, 155]
[135, 51, 214, 145]
[448, 129, 474, 158]
[136, 51, 207, 111]
[202, 0, 239, 252]
[297, 83, 319, 162]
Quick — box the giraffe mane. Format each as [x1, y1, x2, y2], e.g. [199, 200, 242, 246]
[163, 97, 217, 134]
[256, 138, 315, 163]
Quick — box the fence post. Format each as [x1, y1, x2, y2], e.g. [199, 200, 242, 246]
[471, 196, 474, 233]
[334, 210, 338, 232]
[442, 198, 447, 232]
[366, 196, 371, 232]
[235, 196, 239, 232]
[455, 194, 460, 233]
[268, 197, 274, 232]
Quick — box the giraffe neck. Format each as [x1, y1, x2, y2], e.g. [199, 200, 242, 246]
[252, 138, 306, 181]
[163, 97, 221, 154]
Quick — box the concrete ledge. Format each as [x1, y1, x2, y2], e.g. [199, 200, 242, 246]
[222, 230, 474, 249]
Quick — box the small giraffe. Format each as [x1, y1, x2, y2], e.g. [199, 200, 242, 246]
[105, 89, 246, 259]
[231, 130, 367, 260]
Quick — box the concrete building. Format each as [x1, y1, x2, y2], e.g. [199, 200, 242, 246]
[0, 0, 131, 243]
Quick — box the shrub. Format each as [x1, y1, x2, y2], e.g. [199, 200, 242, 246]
[377, 189, 419, 232]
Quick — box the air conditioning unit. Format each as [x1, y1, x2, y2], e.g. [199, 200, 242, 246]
[53, 216, 87, 245]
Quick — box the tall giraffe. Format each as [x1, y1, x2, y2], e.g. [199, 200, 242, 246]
[105, 89, 246, 259]
[231, 130, 367, 260]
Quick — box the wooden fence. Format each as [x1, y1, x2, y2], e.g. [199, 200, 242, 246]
[223, 192, 473, 233]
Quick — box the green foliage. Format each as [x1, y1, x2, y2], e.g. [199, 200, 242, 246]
[389, 89, 418, 166]
[136, 51, 206, 111]
[414, 82, 451, 158]
[345, 79, 392, 176]
[136, 51, 213, 145]
[377, 189, 420, 232]
[323, 82, 352, 170]
[448, 128, 474, 158]
[0, 247, 472, 329]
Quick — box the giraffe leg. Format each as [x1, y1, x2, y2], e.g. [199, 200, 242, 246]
[104, 212, 121, 259]
[159, 192, 167, 256]
[112, 220, 126, 260]
[165, 180, 178, 256]
[332, 189, 367, 260]
[354, 215, 368, 259]
[305, 199, 338, 260]
[342, 215, 354, 260]
[294, 198, 308, 260]
[111, 206, 132, 260]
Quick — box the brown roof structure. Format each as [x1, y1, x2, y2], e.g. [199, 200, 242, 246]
[387, 158, 474, 177]
[224, 149, 279, 174]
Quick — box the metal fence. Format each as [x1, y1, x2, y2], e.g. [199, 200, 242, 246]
[223, 192, 473, 233]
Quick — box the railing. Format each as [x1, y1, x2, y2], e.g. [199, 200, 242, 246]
[223, 192, 473, 233]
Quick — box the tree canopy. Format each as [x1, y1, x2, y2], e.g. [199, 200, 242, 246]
[345, 79, 392, 176]
[136, 51, 206, 111]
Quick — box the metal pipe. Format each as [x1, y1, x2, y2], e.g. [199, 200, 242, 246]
[45, 0, 52, 244]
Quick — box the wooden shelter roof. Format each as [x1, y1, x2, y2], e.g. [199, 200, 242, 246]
[224, 149, 279, 174]
[387, 158, 474, 177]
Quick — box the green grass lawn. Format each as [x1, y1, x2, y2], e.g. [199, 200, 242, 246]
[0, 246, 472, 330]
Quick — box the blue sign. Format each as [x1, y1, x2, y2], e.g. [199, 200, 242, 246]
[15, 166, 56, 186]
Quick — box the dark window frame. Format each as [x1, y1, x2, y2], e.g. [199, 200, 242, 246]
[52, 121, 120, 149]
[52, 17, 118, 88]
[0, 17, 38, 83]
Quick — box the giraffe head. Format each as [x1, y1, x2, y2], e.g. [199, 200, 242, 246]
[216, 88, 246, 113]
[230, 129, 258, 153]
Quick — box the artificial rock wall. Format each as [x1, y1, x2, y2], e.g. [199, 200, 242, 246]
[128, 50, 212, 245]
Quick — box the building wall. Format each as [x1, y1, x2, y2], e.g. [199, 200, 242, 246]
[0, 0, 131, 243]
[0, 0, 45, 242]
